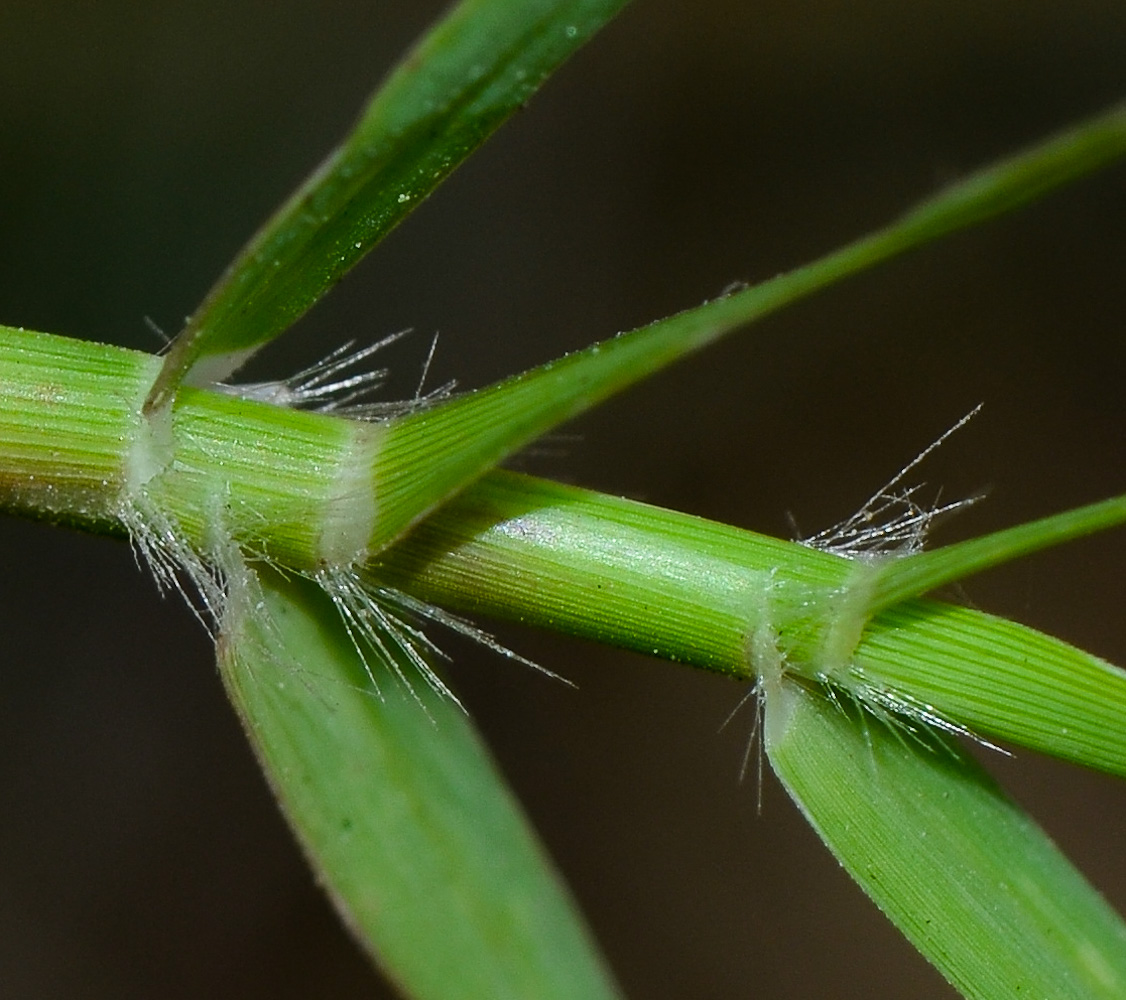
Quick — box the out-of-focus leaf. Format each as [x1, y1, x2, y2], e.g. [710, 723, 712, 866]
[218, 565, 621, 1000]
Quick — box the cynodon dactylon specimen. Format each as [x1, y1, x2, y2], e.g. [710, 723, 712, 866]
[2, 3, 1126, 999]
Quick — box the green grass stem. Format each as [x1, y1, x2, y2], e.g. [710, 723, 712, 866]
[5, 324, 1125, 777]
[373, 470, 1126, 777]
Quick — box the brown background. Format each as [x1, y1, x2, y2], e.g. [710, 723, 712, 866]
[1, 1, 1125, 997]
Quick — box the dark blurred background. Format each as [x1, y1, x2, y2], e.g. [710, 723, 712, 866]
[2, 1, 1125, 997]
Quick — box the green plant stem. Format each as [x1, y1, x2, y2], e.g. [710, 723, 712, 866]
[371, 471, 1126, 777]
[4, 325, 1126, 776]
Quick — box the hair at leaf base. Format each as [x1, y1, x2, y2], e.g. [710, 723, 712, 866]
[740, 407, 1003, 787]
[121, 333, 562, 713]
[207, 330, 456, 419]
[795, 404, 984, 561]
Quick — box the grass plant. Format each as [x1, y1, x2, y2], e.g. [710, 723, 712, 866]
[2, 2, 1125, 997]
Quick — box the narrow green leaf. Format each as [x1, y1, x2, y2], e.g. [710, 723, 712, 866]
[868, 493, 1126, 613]
[282, 97, 1126, 552]
[218, 565, 621, 1000]
[344, 98, 1126, 549]
[766, 676, 1126, 1000]
[147, 0, 630, 409]
[852, 600, 1126, 779]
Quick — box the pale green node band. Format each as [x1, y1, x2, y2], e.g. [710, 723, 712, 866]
[146, 389, 376, 569]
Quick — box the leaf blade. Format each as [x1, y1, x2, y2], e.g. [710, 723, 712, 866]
[218, 565, 622, 1000]
[853, 599, 1126, 778]
[766, 677, 1126, 1000]
[147, 0, 630, 407]
[868, 494, 1126, 613]
[319, 98, 1126, 550]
